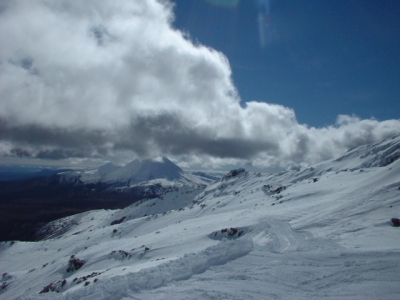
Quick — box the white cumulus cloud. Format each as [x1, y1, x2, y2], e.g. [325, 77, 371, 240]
[0, 0, 399, 169]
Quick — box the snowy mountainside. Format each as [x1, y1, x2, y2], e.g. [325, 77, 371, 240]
[1, 136, 400, 299]
[267, 133, 400, 185]
[333, 133, 400, 168]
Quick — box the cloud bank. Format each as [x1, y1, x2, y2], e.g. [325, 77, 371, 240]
[1, 0, 399, 169]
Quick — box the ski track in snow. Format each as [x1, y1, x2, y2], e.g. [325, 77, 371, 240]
[1, 136, 400, 299]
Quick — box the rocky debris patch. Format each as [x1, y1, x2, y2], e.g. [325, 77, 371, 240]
[72, 271, 102, 286]
[109, 245, 151, 258]
[139, 245, 151, 256]
[66, 255, 85, 272]
[0, 282, 8, 291]
[391, 218, 400, 227]
[39, 279, 67, 294]
[0, 273, 12, 292]
[109, 250, 132, 259]
[262, 185, 286, 195]
[210, 227, 245, 240]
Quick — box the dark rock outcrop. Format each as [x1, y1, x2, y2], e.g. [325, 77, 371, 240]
[223, 169, 246, 180]
[67, 256, 85, 272]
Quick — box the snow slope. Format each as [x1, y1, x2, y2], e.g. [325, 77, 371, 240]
[1, 136, 400, 299]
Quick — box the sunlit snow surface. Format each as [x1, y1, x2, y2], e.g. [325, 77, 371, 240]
[1, 136, 400, 299]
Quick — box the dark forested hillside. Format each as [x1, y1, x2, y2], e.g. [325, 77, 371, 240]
[0, 176, 156, 241]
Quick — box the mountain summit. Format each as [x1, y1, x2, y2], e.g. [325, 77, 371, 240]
[95, 162, 121, 177]
[104, 157, 183, 184]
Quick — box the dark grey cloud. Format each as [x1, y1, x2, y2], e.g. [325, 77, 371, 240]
[116, 114, 279, 159]
[0, 121, 107, 148]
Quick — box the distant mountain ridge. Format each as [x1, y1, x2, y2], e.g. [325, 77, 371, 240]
[0, 166, 74, 181]
[0, 157, 213, 241]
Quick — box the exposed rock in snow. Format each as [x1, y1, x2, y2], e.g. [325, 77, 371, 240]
[66, 256, 85, 272]
[110, 216, 126, 226]
[222, 168, 247, 180]
[209, 227, 246, 240]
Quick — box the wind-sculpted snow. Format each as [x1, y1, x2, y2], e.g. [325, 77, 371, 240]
[65, 237, 252, 300]
[18, 238, 253, 300]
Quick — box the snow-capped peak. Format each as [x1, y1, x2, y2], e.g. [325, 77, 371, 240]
[104, 156, 183, 184]
[96, 162, 121, 176]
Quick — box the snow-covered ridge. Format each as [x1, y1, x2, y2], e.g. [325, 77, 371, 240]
[334, 133, 400, 168]
[269, 134, 400, 184]
[1, 135, 400, 299]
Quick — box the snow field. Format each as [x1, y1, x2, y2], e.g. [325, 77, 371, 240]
[1, 136, 400, 299]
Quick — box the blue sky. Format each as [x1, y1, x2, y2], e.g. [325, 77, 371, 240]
[172, 0, 400, 126]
